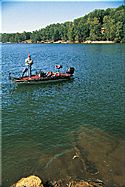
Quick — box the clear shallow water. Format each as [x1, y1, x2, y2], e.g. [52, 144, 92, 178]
[1, 44, 125, 186]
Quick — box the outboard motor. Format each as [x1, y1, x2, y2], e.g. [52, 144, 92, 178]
[66, 67, 75, 75]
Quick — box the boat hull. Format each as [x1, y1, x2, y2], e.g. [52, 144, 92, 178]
[11, 75, 74, 84]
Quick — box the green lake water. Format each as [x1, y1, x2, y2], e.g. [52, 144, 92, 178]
[1, 44, 125, 186]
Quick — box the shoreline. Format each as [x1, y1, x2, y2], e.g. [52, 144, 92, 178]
[1, 40, 119, 44]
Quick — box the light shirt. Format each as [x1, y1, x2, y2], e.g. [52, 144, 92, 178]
[25, 57, 33, 66]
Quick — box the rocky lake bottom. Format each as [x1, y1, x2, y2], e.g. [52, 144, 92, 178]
[7, 126, 125, 187]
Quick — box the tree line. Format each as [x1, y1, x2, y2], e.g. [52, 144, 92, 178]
[1, 5, 125, 43]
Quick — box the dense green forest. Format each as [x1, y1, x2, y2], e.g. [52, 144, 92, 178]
[1, 5, 125, 43]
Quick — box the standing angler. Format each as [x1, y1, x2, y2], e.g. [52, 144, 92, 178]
[22, 53, 33, 77]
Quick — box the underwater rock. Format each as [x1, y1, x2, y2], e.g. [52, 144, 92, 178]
[68, 180, 104, 187]
[10, 176, 105, 187]
[11, 175, 44, 187]
[52, 180, 62, 187]
[68, 181, 90, 187]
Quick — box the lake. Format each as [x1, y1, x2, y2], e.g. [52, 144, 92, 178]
[1, 43, 125, 186]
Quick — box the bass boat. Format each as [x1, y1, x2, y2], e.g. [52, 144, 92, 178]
[9, 66, 75, 84]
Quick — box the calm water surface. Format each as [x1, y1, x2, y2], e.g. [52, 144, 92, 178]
[1, 44, 125, 186]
